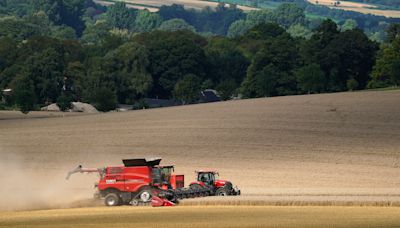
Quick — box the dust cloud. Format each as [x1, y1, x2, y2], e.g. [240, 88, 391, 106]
[0, 147, 99, 211]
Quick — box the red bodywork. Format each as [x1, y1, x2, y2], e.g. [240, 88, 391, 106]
[170, 174, 185, 189]
[97, 166, 153, 193]
[189, 179, 228, 188]
[151, 196, 175, 207]
[67, 158, 240, 206]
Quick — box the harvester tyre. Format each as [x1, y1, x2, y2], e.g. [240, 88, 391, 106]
[216, 187, 228, 196]
[104, 193, 120, 206]
[139, 189, 152, 202]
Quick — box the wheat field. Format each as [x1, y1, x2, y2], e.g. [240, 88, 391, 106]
[0, 90, 400, 211]
[1, 206, 400, 227]
[0, 90, 400, 226]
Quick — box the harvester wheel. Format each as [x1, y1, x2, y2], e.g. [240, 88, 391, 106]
[139, 189, 152, 202]
[131, 199, 139, 206]
[216, 188, 228, 196]
[104, 193, 120, 206]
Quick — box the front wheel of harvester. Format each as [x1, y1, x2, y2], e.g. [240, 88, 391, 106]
[104, 193, 120, 206]
[215, 187, 228, 196]
[139, 189, 152, 203]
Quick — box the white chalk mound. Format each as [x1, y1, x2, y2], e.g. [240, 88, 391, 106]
[71, 102, 98, 113]
[41, 102, 98, 113]
[40, 103, 60, 112]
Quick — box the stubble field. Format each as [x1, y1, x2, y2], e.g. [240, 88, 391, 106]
[0, 90, 399, 226]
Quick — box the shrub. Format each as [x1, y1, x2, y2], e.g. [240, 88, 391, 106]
[57, 94, 73, 111]
[347, 78, 359, 91]
[93, 87, 117, 112]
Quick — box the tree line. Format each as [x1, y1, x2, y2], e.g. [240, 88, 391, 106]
[0, 0, 399, 113]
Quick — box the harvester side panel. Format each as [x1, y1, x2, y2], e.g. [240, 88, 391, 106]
[123, 166, 152, 192]
[98, 166, 153, 193]
[170, 174, 184, 189]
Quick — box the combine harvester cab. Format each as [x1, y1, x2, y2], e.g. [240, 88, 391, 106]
[66, 158, 240, 207]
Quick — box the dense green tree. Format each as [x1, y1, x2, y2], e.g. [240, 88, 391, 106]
[102, 42, 153, 103]
[370, 36, 400, 87]
[0, 65, 21, 90]
[64, 61, 86, 100]
[341, 19, 358, 32]
[56, 93, 73, 111]
[93, 87, 117, 111]
[158, 19, 195, 32]
[173, 74, 201, 104]
[295, 64, 325, 93]
[243, 23, 287, 41]
[158, 3, 244, 35]
[227, 20, 252, 38]
[331, 29, 378, 89]
[241, 64, 284, 98]
[346, 78, 359, 91]
[246, 9, 273, 26]
[272, 3, 306, 28]
[0, 37, 17, 73]
[134, 10, 162, 32]
[106, 2, 136, 30]
[12, 75, 36, 114]
[302, 19, 377, 91]
[135, 30, 207, 98]
[205, 37, 249, 98]
[288, 24, 312, 39]
[241, 28, 299, 98]
[386, 23, 400, 43]
[31, 0, 88, 35]
[0, 17, 41, 41]
[52, 25, 77, 40]
[21, 37, 65, 103]
[216, 79, 237, 100]
[81, 20, 111, 44]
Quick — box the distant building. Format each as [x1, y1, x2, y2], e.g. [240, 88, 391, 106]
[199, 89, 221, 103]
[1, 88, 12, 103]
[132, 98, 182, 110]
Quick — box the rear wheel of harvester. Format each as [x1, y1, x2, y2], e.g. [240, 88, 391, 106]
[104, 193, 120, 206]
[215, 187, 228, 196]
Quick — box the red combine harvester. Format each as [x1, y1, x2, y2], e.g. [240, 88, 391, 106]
[66, 158, 240, 206]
